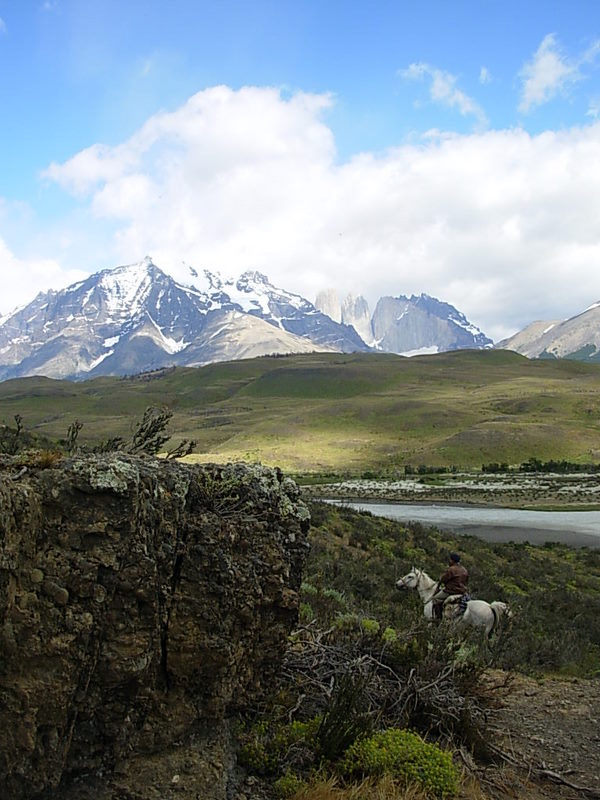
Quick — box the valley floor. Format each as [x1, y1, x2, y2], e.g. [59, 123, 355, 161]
[302, 472, 600, 510]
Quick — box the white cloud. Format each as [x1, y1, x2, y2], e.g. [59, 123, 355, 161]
[518, 33, 600, 113]
[0, 237, 86, 317]
[35, 86, 600, 342]
[401, 63, 488, 127]
[0, 17, 6, 33]
[479, 66, 492, 85]
[518, 34, 576, 112]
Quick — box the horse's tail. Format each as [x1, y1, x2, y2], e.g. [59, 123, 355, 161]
[488, 603, 500, 639]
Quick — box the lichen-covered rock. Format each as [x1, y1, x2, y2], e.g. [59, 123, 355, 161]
[0, 454, 310, 799]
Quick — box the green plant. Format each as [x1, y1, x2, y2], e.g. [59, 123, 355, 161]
[239, 717, 321, 777]
[382, 627, 398, 644]
[299, 602, 315, 623]
[316, 671, 374, 761]
[340, 728, 459, 798]
[274, 771, 307, 798]
[360, 618, 380, 636]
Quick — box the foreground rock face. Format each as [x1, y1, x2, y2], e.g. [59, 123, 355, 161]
[0, 454, 310, 799]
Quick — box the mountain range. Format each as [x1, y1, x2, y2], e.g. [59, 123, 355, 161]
[497, 301, 600, 362]
[0, 259, 492, 380]
[315, 289, 492, 354]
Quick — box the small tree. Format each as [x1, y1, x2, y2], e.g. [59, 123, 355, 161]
[126, 406, 173, 455]
[0, 414, 24, 455]
[65, 419, 83, 453]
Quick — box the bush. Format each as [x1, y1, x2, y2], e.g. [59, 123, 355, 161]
[316, 670, 374, 761]
[340, 728, 459, 798]
[274, 771, 307, 798]
[239, 717, 321, 777]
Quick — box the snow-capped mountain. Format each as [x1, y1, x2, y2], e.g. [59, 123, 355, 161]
[0, 258, 367, 380]
[315, 290, 491, 355]
[497, 302, 600, 361]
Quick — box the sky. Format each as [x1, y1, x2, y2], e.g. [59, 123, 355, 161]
[2, 1, 600, 341]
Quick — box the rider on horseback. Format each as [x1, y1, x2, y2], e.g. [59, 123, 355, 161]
[431, 553, 469, 620]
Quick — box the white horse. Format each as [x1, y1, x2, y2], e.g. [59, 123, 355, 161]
[396, 567, 511, 638]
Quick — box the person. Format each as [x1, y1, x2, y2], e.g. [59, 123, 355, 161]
[431, 553, 469, 620]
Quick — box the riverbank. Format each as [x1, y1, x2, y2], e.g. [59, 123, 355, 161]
[320, 500, 600, 548]
[301, 472, 600, 510]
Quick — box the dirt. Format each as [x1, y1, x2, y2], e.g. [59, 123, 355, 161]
[480, 672, 600, 799]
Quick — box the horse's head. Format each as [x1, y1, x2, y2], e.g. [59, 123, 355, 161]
[396, 567, 420, 591]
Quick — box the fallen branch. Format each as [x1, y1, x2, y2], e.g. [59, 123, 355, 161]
[484, 741, 600, 798]
[537, 768, 600, 798]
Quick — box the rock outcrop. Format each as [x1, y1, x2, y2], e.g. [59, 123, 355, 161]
[0, 454, 310, 799]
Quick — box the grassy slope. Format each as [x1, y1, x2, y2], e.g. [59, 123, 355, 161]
[305, 501, 600, 676]
[2, 350, 600, 471]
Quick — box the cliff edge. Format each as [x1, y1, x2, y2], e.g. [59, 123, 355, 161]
[0, 454, 310, 799]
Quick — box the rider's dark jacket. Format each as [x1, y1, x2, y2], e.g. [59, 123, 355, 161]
[440, 563, 469, 595]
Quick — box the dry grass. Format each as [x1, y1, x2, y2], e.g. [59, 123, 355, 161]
[289, 773, 487, 800]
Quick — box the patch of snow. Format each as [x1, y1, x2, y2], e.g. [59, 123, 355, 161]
[400, 346, 439, 357]
[161, 334, 188, 354]
[543, 323, 557, 334]
[185, 268, 224, 294]
[134, 314, 189, 353]
[99, 260, 154, 317]
[66, 280, 87, 293]
[225, 278, 273, 316]
[583, 300, 600, 313]
[449, 313, 482, 336]
[104, 335, 121, 347]
[86, 350, 114, 371]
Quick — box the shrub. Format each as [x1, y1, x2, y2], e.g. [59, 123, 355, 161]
[360, 618, 380, 636]
[299, 602, 315, 623]
[274, 771, 307, 798]
[239, 717, 321, 777]
[316, 671, 374, 761]
[340, 728, 459, 798]
[382, 627, 398, 644]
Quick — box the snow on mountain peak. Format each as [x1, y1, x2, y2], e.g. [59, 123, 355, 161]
[97, 259, 156, 317]
[237, 270, 270, 288]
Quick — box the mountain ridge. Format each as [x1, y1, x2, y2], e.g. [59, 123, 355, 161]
[0, 259, 366, 380]
[497, 301, 600, 362]
[0, 258, 493, 380]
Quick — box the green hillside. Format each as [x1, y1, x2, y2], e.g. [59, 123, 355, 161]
[2, 350, 600, 472]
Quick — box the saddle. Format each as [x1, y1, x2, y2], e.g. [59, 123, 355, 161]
[442, 593, 471, 618]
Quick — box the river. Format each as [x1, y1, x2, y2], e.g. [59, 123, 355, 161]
[328, 502, 600, 548]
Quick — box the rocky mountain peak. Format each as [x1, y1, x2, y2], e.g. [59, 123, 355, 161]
[0, 261, 370, 380]
[95, 259, 159, 317]
[237, 270, 271, 288]
[497, 299, 600, 361]
[315, 288, 342, 323]
[316, 288, 490, 355]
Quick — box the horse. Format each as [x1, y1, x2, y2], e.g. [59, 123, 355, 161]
[396, 567, 511, 638]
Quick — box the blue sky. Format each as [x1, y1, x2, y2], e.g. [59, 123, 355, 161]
[2, 1, 600, 340]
